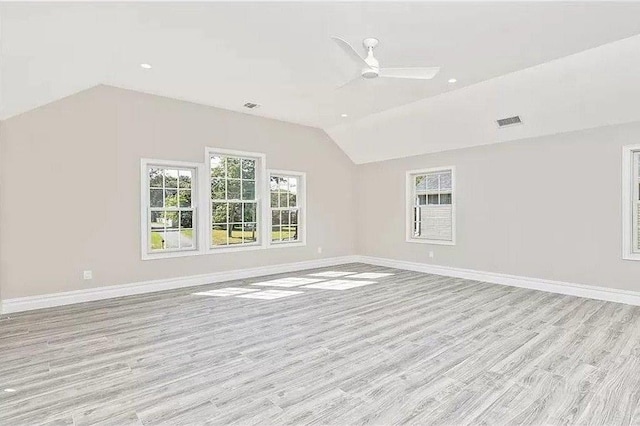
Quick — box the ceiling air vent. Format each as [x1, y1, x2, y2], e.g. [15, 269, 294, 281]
[496, 115, 522, 128]
[243, 102, 260, 109]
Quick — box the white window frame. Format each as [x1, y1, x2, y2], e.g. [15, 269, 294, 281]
[140, 158, 204, 260]
[267, 170, 306, 248]
[205, 147, 267, 254]
[622, 145, 640, 261]
[405, 166, 456, 245]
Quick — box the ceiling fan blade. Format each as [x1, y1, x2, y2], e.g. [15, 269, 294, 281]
[331, 36, 371, 69]
[378, 67, 440, 80]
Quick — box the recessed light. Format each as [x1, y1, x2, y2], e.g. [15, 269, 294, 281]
[140, 63, 152, 69]
[448, 78, 457, 83]
[341, 114, 348, 118]
[4, 388, 16, 393]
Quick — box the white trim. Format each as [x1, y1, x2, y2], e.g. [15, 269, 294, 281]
[267, 169, 307, 248]
[140, 158, 204, 260]
[355, 255, 640, 306]
[405, 166, 456, 245]
[205, 147, 268, 253]
[1, 256, 359, 314]
[622, 144, 640, 261]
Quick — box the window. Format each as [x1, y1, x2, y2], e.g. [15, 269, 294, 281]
[623, 145, 640, 260]
[208, 149, 266, 249]
[269, 171, 305, 245]
[406, 167, 455, 245]
[141, 159, 199, 259]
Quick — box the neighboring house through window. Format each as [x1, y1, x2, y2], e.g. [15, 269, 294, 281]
[407, 167, 456, 245]
[269, 171, 305, 245]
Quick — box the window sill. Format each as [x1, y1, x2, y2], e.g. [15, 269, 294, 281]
[268, 241, 306, 249]
[142, 249, 201, 261]
[623, 253, 640, 261]
[406, 238, 456, 246]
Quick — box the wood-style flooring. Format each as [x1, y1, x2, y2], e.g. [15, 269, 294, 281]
[2, 263, 640, 425]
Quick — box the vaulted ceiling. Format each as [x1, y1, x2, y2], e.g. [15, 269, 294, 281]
[3, 2, 640, 163]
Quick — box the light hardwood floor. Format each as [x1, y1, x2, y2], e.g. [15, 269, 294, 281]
[2, 263, 640, 425]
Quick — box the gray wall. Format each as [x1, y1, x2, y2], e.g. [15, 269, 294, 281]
[357, 122, 640, 292]
[0, 85, 356, 298]
[2, 84, 639, 300]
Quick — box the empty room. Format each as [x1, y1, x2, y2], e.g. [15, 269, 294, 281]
[2, 1, 640, 425]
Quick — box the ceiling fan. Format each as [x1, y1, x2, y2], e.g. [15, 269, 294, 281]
[332, 36, 440, 83]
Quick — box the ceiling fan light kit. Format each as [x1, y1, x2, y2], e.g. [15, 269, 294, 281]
[332, 36, 440, 85]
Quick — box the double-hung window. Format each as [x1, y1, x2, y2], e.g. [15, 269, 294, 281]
[623, 145, 640, 260]
[407, 167, 456, 245]
[141, 159, 199, 259]
[208, 149, 266, 249]
[269, 171, 305, 245]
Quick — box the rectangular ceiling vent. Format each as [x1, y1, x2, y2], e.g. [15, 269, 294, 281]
[496, 115, 522, 128]
[243, 102, 261, 109]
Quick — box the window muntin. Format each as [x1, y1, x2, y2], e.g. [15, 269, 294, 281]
[147, 166, 196, 253]
[270, 174, 301, 243]
[408, 168, 455, 244]
[210, 154, 260, 247]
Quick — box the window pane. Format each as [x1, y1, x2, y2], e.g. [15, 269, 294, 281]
[242, 180, 255, 200]
[212, 202, 228, 224]
[272, 210, 281, 225]
[165, 230, 180, 249]
[270, 176, 279, 192]
[289, 193, 297, 207]
[165, 189, 178, 207]
[291, 211, 298, 225]
[242, 159, 256, 180]
[227, 158, 241, 179]
[179, 170, 192, 188]
[165, 211, 179, 229]
[426, 175, 439, 191]
[180, 211, 193, 228]
[165, 169, 179, 188]
[415, 175, 426, 192]
[428, 194, 439, 205]
[227, 180, 241, 200]
[271, 192, 279, 208]
[243, 203, 256, 222]
[181, 229, 194, 248]
[212, 178, 225, 200]
[149, 168, 163, 188]
[417, 194, 427, 205]
[228, 224, 244, 245]
[150, 189, 163, 208]
[439, 172, 452, 191]
[150, 211, 164, 230]
[151, 231, 165, 250]
[279, 191, 289, 207]
[179, 190, 192, 208]
[229, 202, 242, 223]
[211, 156, 225, 178]
[272, 225, 281, 242]
[212, 224, 228, 246]
[281, 211, 290, 225]
[440, 193, 452, 205]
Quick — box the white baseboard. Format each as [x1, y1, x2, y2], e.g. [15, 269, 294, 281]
[355, 255, 640, 306]
[1, 256, 359, 314]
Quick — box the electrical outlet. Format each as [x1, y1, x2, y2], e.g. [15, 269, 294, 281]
[83, 270, 93, 280]
[429, 251, 434, 259]
[317, 246, 323, 254]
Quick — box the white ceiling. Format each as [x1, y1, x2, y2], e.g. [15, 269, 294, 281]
[2, 2, 640, 162]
